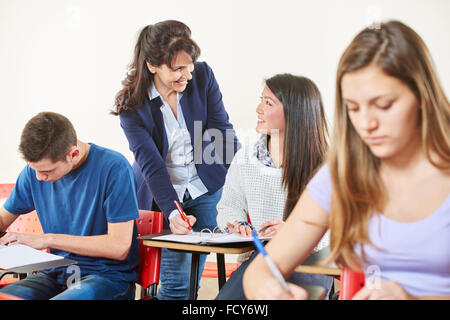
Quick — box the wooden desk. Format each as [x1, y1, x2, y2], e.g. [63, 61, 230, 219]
[142, 238, 253, 300]
[295, 265, 341, 276]
[294, 247, 342, 276]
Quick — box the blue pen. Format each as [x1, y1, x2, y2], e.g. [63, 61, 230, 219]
[251, 231, 290, 292]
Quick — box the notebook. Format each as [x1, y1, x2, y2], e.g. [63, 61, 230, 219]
[147, 231, 271, 245]
[0, 244, 76, 272]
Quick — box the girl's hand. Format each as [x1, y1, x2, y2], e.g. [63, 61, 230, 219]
[352, 280, 416, 300]
[226, 221, 253, 237]
[258, 220, 285, 237]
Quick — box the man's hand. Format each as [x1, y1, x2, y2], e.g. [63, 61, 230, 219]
[0, 232, 48, 250]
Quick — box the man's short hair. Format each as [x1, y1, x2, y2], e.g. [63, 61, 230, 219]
[19, 112, 77, 162]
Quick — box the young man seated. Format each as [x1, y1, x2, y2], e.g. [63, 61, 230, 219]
[0, 112, 140, 300]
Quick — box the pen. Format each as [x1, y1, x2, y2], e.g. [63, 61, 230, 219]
[174, 200, 192, 232]
[251, 231, 290, 292]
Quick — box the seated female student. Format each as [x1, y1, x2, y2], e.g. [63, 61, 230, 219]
[215, 73, 333, 299]
[243, 20, 450, 300]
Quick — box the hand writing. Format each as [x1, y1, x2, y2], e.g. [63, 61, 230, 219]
[169, 214, 196, 235]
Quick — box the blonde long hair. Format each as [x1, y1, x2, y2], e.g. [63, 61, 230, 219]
[327, 20, 450, 270]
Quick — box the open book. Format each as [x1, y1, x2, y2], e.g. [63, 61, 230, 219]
[147, 231, 271, 245]
[0, 244, 76, 273]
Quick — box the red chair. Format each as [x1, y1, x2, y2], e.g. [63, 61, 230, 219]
[136, 210, 163, 299]
[1, 184, 43, 235]
[6, 211, 43, 235]
[0, 184, 15, 199]
[0, 272, 20, 288]
[202, 261, 239, 279]
[0, 292, 24, 300]
[338, 267, 366, 300]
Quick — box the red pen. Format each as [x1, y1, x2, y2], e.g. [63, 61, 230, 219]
[174, 200, 192, 231]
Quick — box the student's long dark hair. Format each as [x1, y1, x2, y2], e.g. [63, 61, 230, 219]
[266, 74, 329, 220]
[112, 20, 201, 115]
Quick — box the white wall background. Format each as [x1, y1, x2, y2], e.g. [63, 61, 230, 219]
[1, 0, 449, 182]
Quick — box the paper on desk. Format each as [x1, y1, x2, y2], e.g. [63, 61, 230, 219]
[152, 232, 271, 244]
[205, 232, 271, 243]
[0, 244, 63, 270]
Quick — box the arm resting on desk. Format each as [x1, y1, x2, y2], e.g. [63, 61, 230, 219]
[0, 207, 134, 262]
[43, 221, 134, 261]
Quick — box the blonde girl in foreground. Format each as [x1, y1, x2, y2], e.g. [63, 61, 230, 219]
[243, 20, 450, 300]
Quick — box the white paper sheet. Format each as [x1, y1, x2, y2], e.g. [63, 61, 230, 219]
[152, 232, 270, 244]
[0, 244, 63, 270]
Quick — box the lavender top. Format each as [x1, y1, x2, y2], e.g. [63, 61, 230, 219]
[307, 165, 450, 297]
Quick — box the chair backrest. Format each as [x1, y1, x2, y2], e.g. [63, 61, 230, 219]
[0, 183, 14, 208]
[136, 210, 163, 289]
[0, 183, 44, 235]
[0, 184, 15, 199]
[6, 211, 43, 234]
[339, 267, 366, 300]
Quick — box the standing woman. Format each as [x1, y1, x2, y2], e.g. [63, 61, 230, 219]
[243, 20, 450, 299]
[112, 20, 240, 300]
[215, 74, 332, 299]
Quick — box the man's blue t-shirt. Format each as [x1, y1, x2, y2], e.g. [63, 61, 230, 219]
[4, 144, 140, 284]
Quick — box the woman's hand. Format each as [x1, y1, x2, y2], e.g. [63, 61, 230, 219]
[352, 280, 416, 300]
[258, 219, 285, 237]
[226, 221, 253, 237]
[169, 214, 197, 235]
[225, 219, 285, 237]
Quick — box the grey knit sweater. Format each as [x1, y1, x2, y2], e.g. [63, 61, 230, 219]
[216, 143, 329, 253]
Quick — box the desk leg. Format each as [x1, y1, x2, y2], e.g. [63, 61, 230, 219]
[217, 253, 226, 290]
[189, 253, 200, 300]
